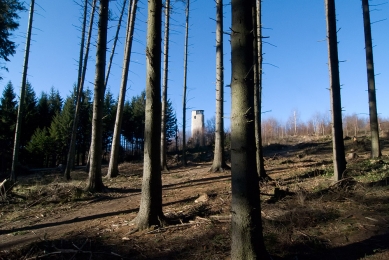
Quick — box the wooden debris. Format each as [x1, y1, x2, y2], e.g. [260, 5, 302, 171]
[195, 193, 209, 203]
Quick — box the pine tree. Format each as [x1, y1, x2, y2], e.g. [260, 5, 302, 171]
[0, 81, 17, 172]
[165, 99, 177, 148]
[37, 92, 51, 129]
[49, 96, 75, 166]
[20, 82, 38, 148]
[0, 0, 26, 73]
[102, 89, 116, 153]
[230, 0, 268, 258]
[86, 0, 109, 192]
[134, 0, 164, 230]
[325, 0, 346, 181]
[362, 0, 381, 158]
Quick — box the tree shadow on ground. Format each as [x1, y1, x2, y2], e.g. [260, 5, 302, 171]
[4, 217, 388, 260]
[0, 196, 200, 237]
[292, 232, 389, 260]
[162, 175, 230, 191]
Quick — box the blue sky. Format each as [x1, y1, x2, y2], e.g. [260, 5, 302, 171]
[1, 0, 388, 132]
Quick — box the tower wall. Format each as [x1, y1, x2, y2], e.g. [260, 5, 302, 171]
[191, 110, 204, 136]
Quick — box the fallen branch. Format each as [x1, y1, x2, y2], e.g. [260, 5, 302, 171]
[209, 215, 231, 222]
[146, 222, 199, 234]
[146, 217, 213, 234]
[26, 249, 124, 260]
[329, 177, 355, 188]
[0, 179, 7, 199]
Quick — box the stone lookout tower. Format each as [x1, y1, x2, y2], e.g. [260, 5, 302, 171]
[191, 110, 204, 137]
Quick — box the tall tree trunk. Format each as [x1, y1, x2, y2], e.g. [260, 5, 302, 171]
[181, 0, 189, 167]
[135, 0, 164, 230]
[254, 0, 269, 180]
[210, 0, 228, 172]
[107, 0, 138, 178]
[325, 0, 346, 181]
[230, 0, 268, 258]
[65, 0, 89, 180]
[71, 0, 97, 175]
[86, 0, 109, 192]
[362, 0, 381, 158]
[160, 0, 171, 172]
[105, 0, 127, 88]
[10, 0, 35, 182]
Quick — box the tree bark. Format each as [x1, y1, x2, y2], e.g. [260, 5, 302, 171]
[11, 0, 35, 182]
[210, 0, 229, 172]
[107, 0, 138, 178]
[86, 0, 109, 192]
[65, 0, 88, 180]
[73, 0, 98, 174]
[362, 0, 381, 158]
[135, 0, 164, 230]
[254, 0, 269, 180]
[181, 0, 189, 167]
[325, 0, 346, 181]
[160, 0, 171, 172]
[230, 0, 268, 258]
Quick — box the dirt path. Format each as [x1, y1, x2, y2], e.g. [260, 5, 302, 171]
[1, 140, 389, 259]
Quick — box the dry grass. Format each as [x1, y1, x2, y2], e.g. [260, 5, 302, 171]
[0, 137, 389, 259]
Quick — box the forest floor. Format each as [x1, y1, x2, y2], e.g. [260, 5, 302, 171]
[1, 136, 389, 259]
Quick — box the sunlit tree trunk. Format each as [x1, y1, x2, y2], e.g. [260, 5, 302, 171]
[181, 0, 189, 167]
[11, 0, 35, 182]
[72, 0, 97, 174]
[230, 0, 268, 258]
[86, 0, 109, 192]
[107, 0, 138, 178]
[65, 0, 88, 180]
[362, 0, 381, 158]
[325, 0, 346, 181]
[210, 0, 228, 172]
[135, 0, 164, 230]
[161, 0, 171, 172]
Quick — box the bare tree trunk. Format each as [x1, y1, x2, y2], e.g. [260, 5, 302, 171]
[86, 0, 109, 192]
[72, 0, 98, 174]
[181, 0, 189, 167]
[10, 0, 35, 183]
[65, 0, 89, 180]
[105, 0, 127, 88]
[325, 0, 346, 181]
[254, 0, 269, 180]
[107, 0, 138, 178]
[210, 0, 228, 172]
[362, 0, 381, 158]
[230, 0, 268, 258]
[161, 0, 171, 172]
[135, 0, 164, 230]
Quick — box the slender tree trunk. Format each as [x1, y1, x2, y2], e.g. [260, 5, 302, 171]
[254, 0, 269, 180]
[86, 0, 109, 192]
[135, 0, 164, 230]
[161, 0, 171, 172]
[72, 0, 98, 174]
[10, 0, 35, 182]
[65, 0, 89, 180]
[181, 0, 189, 167]
[325, 0, 346, 181]
[105, 0, 127, 88]
[362, 0, 381, 158]
[230, 0, 268, 258]
[210, 0, 228, 172]
[107, 0, 138, 178]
